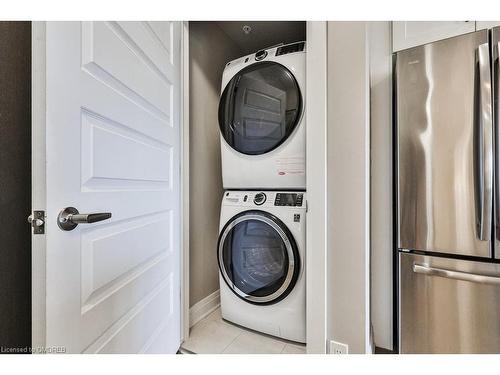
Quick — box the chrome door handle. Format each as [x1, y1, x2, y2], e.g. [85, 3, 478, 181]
[413, 263, 500, 285]
[57, 207, 112, 231]
[476, 43, 493, 241]
[495, 41, 500, 243]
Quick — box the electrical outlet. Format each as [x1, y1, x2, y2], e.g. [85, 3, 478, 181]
[329, 340, 349, 354]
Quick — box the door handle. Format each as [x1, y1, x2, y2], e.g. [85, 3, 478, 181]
[495, 41, 500, 242]
[57, 207, 112, 231]
[476, 43, 493, 241]
[413, 263, 500, 285]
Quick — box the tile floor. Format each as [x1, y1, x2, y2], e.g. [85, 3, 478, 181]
[181, 307, 306, 354]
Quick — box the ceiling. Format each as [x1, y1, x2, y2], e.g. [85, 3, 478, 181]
[215, 21, 306, 55]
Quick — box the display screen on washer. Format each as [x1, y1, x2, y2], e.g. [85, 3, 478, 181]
[218, 62, 302, 155]
[218, 212, 300, 304]
[274, 193, 303, 206]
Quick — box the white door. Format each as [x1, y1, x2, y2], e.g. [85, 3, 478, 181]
[44, 21, 182, 353]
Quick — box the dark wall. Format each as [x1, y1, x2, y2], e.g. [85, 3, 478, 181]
[0, 21, 31, 352]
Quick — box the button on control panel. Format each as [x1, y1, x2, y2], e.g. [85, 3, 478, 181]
[253, 192, 267, 205]
[255, 50, 268, 61]
[274, 193, 304, 207]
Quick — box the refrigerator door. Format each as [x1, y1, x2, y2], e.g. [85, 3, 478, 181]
[492, 27, 500, 260]
[399, 252, 500, 353]
[396, 30, 493, 258]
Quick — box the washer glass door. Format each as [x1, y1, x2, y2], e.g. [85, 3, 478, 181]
[218, 62, 302, 155]
[218, 211, 300, 305]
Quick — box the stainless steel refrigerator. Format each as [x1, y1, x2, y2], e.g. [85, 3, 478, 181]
[395, 28, 500, 353]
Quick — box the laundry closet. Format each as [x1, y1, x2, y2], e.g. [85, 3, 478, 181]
[185, 21, 307, 354]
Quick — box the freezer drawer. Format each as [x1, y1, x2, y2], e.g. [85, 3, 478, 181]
[399, 252, 500, 353]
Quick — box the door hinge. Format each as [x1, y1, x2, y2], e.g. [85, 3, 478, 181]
[28, 210, 45, 234]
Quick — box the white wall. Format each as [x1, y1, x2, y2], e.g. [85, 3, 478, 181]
[326, 21, 371, 354]
[188, 22, 241, 307]
[368, 21, 393, 351]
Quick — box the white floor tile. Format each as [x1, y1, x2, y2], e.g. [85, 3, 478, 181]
[281, 343, 307, 354]
[182, 316, 241, 354]
[181, 307, 306, 355]
[222, 331, 286, 354]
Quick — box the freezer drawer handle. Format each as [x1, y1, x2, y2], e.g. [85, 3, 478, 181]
[413, 264, 500, 285]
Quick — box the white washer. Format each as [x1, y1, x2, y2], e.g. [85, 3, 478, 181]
[218, 42, 306, 190]
[218, 190, 306, 343]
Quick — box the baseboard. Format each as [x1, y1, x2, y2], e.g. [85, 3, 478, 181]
[189, 289, 220, 327]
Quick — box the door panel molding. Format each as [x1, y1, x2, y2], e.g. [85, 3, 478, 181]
[81, 21, 173, 122]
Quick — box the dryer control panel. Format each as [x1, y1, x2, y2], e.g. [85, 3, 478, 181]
[275, 42, 305, 56]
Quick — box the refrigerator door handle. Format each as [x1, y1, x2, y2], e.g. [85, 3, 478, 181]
[476, 43, 493, 241]
[495, 41, 500, 245]
[413, 263, 500, 285]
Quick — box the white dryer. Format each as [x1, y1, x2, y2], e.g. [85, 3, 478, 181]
[217, 190, 306, 343]
[218, 42, 306, 190]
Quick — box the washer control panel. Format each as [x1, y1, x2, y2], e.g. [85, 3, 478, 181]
[223, 191, 305, 209]
[253, 192, 267, 205]
[274, 193, 304, 207]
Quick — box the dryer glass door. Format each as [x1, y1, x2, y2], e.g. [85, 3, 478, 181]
[218, 211, 300, 305]
[218, 62, 302, 155]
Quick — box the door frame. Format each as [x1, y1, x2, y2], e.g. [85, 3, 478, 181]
[178, 21, 329, 352]
[31, 21, 47, 349]
[305, 21, 328, 354]
[180, 21, 190, 343]
[31, 21, 190, 351]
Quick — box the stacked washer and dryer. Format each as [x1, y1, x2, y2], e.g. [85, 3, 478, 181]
[216, 41, 307, 343]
